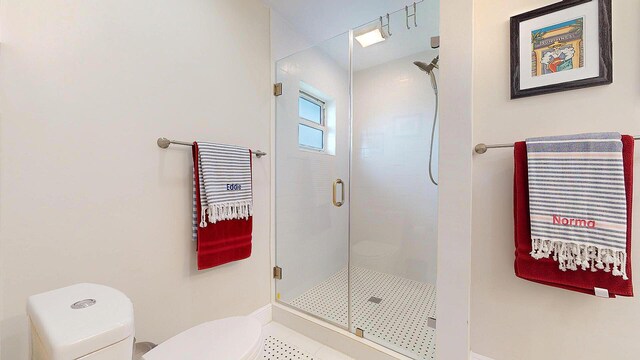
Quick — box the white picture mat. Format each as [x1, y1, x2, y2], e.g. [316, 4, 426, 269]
[519, 1, 599, 90]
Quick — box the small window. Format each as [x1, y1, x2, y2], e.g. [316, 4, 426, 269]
[299, 96, 323, 124]
[298, 91, 326, 151]
[298, 124, 324, 149]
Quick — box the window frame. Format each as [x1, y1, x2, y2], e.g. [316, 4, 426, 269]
[297, 90, 327, 152]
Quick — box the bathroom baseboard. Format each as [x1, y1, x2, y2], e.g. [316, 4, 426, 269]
[471, 352, 496, 360]
[249, 303, 273, 326]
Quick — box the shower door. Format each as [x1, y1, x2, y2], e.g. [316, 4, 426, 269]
[274, 32, 351, 329]
[275, 2, 439, 358]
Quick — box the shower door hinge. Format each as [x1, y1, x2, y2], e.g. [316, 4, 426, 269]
[273, 83, 283, 96]
[273, 266, 282, 280]
[355, 328, 364, 338]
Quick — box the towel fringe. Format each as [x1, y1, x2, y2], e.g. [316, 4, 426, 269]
[200, 199, 253, 224]
[531, 238, 628, 280]
[200, 206, 208, 228]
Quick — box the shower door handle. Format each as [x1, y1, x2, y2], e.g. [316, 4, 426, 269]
[333, 179, 344, 207]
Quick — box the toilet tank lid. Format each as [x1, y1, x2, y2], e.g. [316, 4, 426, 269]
[27, 283, 134, 360]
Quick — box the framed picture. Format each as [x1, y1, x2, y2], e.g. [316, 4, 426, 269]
[510, 0, 612, 99]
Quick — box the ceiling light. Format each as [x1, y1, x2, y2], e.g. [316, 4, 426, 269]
[355, 28, 386, 48]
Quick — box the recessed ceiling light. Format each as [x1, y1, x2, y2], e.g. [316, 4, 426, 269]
[355, 28, 386, 48]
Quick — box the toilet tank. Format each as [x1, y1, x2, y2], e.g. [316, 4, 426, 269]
[27, 283, 135, 360]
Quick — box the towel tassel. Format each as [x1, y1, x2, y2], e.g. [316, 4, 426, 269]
[530, 238, 628, 279]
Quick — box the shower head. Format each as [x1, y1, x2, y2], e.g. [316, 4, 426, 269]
[414, 61, 432, 73]
[414, 56, 439, 94]
[413, 56, 439, 74]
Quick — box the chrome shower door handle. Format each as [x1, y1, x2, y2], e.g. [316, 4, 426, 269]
[333, 179, 344, 207]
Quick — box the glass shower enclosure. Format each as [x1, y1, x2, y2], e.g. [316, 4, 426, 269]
[275, 2, 439, 359]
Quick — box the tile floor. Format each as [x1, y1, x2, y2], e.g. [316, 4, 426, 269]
[261, 322, 353, 360]
[289, 267, 436, 360]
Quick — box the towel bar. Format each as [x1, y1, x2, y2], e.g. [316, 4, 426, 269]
[157, 137, 267, 158]
[475, 135, 640, 154]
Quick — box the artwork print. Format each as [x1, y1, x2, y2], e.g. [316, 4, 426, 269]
[510, 0, 612, 99]
[531, 18, 585, 77]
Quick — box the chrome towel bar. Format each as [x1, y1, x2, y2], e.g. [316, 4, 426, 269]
[475, 135, 640, 154]
[157, 137, 267, 158]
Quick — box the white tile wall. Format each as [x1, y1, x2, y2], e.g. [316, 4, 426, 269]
[351, 50, 439, 284]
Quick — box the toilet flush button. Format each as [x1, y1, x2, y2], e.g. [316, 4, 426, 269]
[71, 299, 97, 309]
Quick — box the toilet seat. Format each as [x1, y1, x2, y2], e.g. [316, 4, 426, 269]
[142, 316, 262, 360]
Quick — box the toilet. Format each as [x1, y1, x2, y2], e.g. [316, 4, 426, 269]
[27, 283, 263, 360]
[27, 283, 135, 360]
[142, 317, 262, 360]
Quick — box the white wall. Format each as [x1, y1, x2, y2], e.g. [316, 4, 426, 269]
[270, 9, 312, 63]
[351, 50, 439, 284]
[0, 1, 271, 358]
[274, 35, 350, 303]
[471, 1, 640, 359]
[435, 0, 473, 358]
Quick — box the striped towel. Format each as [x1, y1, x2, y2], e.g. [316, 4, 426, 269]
[526, 132, 628, 279]
[195, 142, 253, 226]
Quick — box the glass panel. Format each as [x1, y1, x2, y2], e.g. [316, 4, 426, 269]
[299, 96, 323, 124]
[350, 1, 439, 359]
[275, 32, 351, 329]
[275, 2, 439, 358]
[298, 124, 324, 150]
